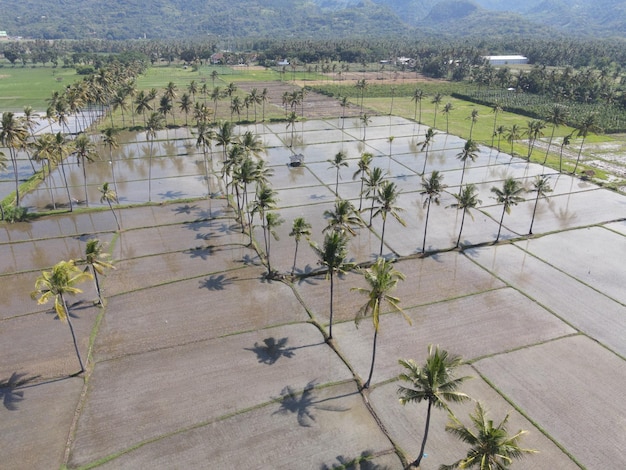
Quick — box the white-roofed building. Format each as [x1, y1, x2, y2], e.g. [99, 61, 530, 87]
[483, 55, 528, 66]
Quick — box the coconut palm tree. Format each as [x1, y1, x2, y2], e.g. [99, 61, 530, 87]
[211, 86, 222, 119]
[411, 88, 425, 123]
[230, 95, 243, 122]
[491, 177, 525, 243]
[0, 112, 28, 207]
[310, 231, 352, 340]
[353, 152, 374, 211]
[524, 120, 546, 161]
[371, 180, 406, 256]
[31, 260, 93, 374]
[440, 402, 537, 470]
[99, 182, 121, 230]
[456, 139, 480, 194]
[251, 182, 279, 254]
[145, 112, 165, 202]
[134, 90, 152, 126]
[506, 124, 522, 157]
[264, 211, 284, 276]
[72, 133, 98, 206]
[490, 101, 503, 147]
[78, 238, 115, 306]
[0, 151, 7, 219]
[559, 132, 573, 173]
[353, 257, 409, 389]
[289, 217, 312, 275]
[364, 167, 385, 226]
[215, 120, 235, 161]
[328, 150, 349, 195]
[50, 132, 74, 211]
[360, 113, 371, 141]
[196, 122, 215, 195]
[494, 125, 506, 153]
[431, 93, 443, 128]
[398, 345, 472, 468]
[543, 104, 569, 165]
[323, 199, 363, 237]
[286, 111, 299, 147]
[101, 127, 119, 195]
[419, 127, 437, 175]
[420, 170, 447, 253]
[573, 114, 601, 174]
[528, 175, 552, 235]
[442, 102, 454, 133]
[467, 109, 479, 139]
[178, 92, 193, 126]
[450, 184, 482, 248]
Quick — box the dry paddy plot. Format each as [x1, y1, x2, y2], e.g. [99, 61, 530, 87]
[369, 366, 579, 470]
[474, 335, 626, 469]
[70, 323, 352, 468]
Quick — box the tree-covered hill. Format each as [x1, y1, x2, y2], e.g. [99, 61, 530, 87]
[0, 0, 624, 40]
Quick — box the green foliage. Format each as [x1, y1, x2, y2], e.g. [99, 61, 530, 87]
[3, 205, 28, 223]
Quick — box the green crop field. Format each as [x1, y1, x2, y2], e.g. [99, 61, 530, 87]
[0, 64, 79, 112]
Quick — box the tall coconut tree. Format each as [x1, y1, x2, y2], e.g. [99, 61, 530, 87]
[215, 120, 235, 161]
[263, 211, 284, 277]
[31, 260, 93, 374]
[101, 127, 119, 195]
[145, 112, 164, 202]
[524, 119, 546, 161]
[559, 132, 573, 173]
[456, 139, 480, 195]
[99, 182, 121, 230]
[398, 345, 472, 469]
[353, 257, 409, 389]
[251, 182, 279, 253]
[431, 93, 443, 128]
[289, 217, 312, 275]
[51, 132, 74, 211]
[286, 111, 299, 148]
[72, 133, 98, 206]
[491, 177, 525, 243]
[327, 150, 349, 195]
[506, 124, 522, 157]
[353, 152, 373, 211]
[310, 231, 352, 340]
[323, 199, 364, 237]
[490, 101, 503, 147]
[573, 114, 601, 174]
[0, 112, 28, 207]
[543, 104, 569, 165]
[178, 92, 193, 126]
[371, 180, 406, 257]
[78, 238, 115, 306]
[440, 402, 537, 470]
[420, 170, 447, 253]
[360, 113, 371, 141]
[419, 127, 437, 175]
[363, 167, 385, 226]
[442, 102, 454, 133]
[467, 108, 479, 139]
[411, 88, 425, 123]
[449, 184, 482, 248]
[528, 175, 553, 235]
[0, 151, 7, 219]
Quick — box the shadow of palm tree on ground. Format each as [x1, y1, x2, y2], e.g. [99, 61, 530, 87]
[0, 372, 41, 411]
[186, 246, 215, 260]
[320, 450, 391, 470]
[273, 380, 351, 427]
[198, 274, 236, 290]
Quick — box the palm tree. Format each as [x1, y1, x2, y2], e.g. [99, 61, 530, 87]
[187, 80, 198, 102]
[431, 93, 443, 128]
[450, 184, 482, 248]
[524, 120, 546, 161]
[328, 150, 349, 194]
[490, 101, 503, 147]
[215, 120, 235, 161]
[0, 151, 7, 219]
[323, 199, 363, 237]
[440, 402, 537, 470]
[251, 182, 279, 254]
[355, 79, 368, 112]
[134, 90, 152, 126]
[419, 128, 437, 175]
[31, 260, 93, 374]
[420, 170, 447, 253]
[99, 182, 121, 230]
[211, 86, 222, 118]
[264, 211, 284, 276]
[158, 95, 173, 126]
[506, 124, 522, 157]
[289, 217, 312, 275]
[78, 238, 115, 306]
[528, 175, 552, 235]
[353, 257, 409, 389]
[145, 112, 164, 202]
[467, 109, 479, 140]
[72, 133, 98, 206]
[364, 167, 385, 226]
[310, 231, 352, 340]
[371, 180, 406, 256]
[559, 132, 573, 173]
[230, 95, 243, 122]
[101, 127, 119, 195]
[286, 111, 299, 147]
[360, 113, 371, 141]
[494, 125, 506, 152]
[573, 114, 601, 174]
[0, 112, 28, 207]
[50, 132, 74, 212]
[178, 92, 193, 126]
[353, 152, 373, 211]
[442, 102, 454, 133]
[491, 177, 525, 243]
[411, 88, 425, 123]
[196, 122, 215, 195]
[398, 345, 472, 468]
[543, 104, 569, 165]
[456, 139, 480, 194]
[260, 88, 269, 122]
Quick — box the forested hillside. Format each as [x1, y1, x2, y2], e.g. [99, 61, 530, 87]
[0, 0, 623, 40]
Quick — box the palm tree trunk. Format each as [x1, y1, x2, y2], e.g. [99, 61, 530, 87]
[328, 273, 335, 340]
[81, 157, 89, 207]
[414, 400, 433, 467]
[458, 161, 467, 196]
[364, 329, 378, 389]
[10, 149, 20, 207]
[422, 149, 429, 175]
[496, 206, 506, 242]
[292, 241, 299, 275]
[59, 158, 73, 212]
[148, 139, 153, 202]
[379, 215, 387, 256]
[92, 267, 103, 305]
[358, 178, 365, 211]
[573, 139, 586, 174]
[543, 127, 556, 165]
[107, 199, 120, 231]
[529, 194, 540, 235]
[422, 200, 431, 253]
[61, 294, 84, 374]
[456, 210, 467, 248]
